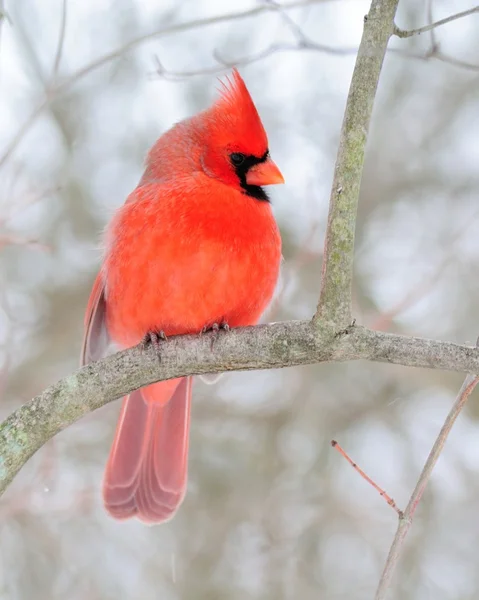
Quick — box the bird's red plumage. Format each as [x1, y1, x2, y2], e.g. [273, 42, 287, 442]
[82, 69, 283, 524]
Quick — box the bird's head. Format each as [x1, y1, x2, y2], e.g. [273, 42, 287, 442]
[143, 69, 284, 201]
[199, 69, 284, 201]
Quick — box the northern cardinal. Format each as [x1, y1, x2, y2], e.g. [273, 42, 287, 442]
[81, 69, 284, 524]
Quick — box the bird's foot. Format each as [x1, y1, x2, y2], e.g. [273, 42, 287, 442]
[141, 330, 168, 359]
[201, 322, 230, 350]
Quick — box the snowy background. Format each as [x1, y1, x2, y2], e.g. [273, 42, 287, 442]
[1, 0, 479, 598]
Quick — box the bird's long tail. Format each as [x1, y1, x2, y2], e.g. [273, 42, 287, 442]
[103, 377, 192, 524]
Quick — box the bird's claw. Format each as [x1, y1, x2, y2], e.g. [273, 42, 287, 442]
[201, 322, 230, 350]
[142, 330, 167, 359]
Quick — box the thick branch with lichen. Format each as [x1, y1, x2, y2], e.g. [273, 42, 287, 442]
[2, 322, 479, 495]
[314, 0, 399, 328]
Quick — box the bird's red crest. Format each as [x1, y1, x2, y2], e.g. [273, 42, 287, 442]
[206, 69, 268, 157]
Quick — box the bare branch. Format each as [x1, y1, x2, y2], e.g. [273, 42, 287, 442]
[58, 0, 325, 86]
[394, 6, 479, 39]
[387, 45, 479, 71]
[0, 102, 48, 170]
[432, 50, 479, 72]
[152, 40, 356, 80]
[3, 0, 477, 169]
[2, 322, 479, 497]
[152, 37, 479, 83]
[0, 0, 6, 51]
[375, 372, 479, 599]
[426, 0, 439, 52]
[0, 0, 328, 169]
[393, 2, 479, 71]
[0, 234, 49, 251]
[265, 0, 309, 43]
[151, 0, 358, 81]
[52, 0, 68, 77]
[331, 440, 402, 516]
[371, 208, 479, 330]
[314, 0, 399, 329]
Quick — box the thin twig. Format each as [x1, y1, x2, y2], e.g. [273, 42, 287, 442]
[387, 46, 479, 71]
[394, 6, 479, 38]
[0, 234, 50, 251]
[152, 40, 356, 80]
[375, 372, 479, 599]
[152, 41, 479, 83]
[0, 0, 6, 52]
[0, 102, 48, 170]
[3, 0, 478, 168]
[371, 206, 479, 330]
[331, 440, 402, 516]
[409, 1, 479, 71]
[0, 0, 327, 169]
[433, 51, 479, 72]
[265, 0, 309, 43]
[52, 0, 68, 77]
[426, 0, 439, 52]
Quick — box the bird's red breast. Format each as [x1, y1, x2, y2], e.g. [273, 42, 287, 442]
[104, 175, 281, 347]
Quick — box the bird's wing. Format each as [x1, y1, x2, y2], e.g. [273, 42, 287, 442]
[80, 271, 110, 366]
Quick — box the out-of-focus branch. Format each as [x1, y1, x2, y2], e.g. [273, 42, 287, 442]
[0, 100, 49, 170]
[426, 0, 438, 51]
[153, 43, 479, 82]
[428, 50, 479, 72]
[314, 0, 399, 329]
[2, 322, 479, 496]
[393, 3, 479, 71]
[375, 372, 479, 599]
[52, 0, 67, 77]
[394, 6, 479, 38]
[56, 0, 325, 88]
[0, 234, 49, 251]
[153, 41, 356, 80]
[0, 0, 6, 50]
[371, 205, 479, 330]
[0, 0, 328, 168]
[3, 0, 478, 169]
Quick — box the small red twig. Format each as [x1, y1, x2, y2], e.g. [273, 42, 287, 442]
[331, 440, 403, 517]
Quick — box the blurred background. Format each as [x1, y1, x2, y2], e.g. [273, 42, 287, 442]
[1, 0, 479, 598]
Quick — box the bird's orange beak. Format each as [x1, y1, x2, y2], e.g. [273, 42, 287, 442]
[246, 158, 284, 186]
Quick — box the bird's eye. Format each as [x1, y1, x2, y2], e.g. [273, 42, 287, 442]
[230, 153, 245, 166]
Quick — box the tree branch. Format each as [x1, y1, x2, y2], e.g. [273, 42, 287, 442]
[3, 0, 478, 169]
[0, 0, 6, 51]
[51, 0, 68, 78]
[2, 5, 478, 573]
[374, 372, 479, 599]
[153, 44, 354, 81]
[0, 0, 328, 168]
[331, 439, 402, 515]
[314, 0, 399, 328]
[394, 6, 479, 39]
[2, 322, 479, 496]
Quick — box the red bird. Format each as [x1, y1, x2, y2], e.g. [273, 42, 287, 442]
[81, 69, 284, 524]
